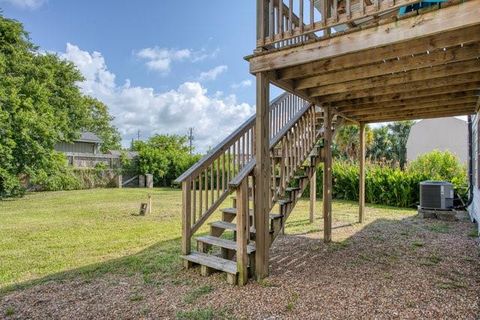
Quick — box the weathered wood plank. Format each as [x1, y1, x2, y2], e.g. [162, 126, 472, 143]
[323, 107, 333, 243]
[237, 178, 250, 286]
[254, 72, 271, 279]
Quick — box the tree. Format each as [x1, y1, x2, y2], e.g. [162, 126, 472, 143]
[0, 15, 120, 197]
[132, 134, 201, 187]
[334, 124, 372, 161]
[388, 121, 414, 169]
[368, 126, 393, 163]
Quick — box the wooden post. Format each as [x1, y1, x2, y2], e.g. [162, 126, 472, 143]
[148, 194, 152, 215]
[254, 72, 270, 279]
[181, 180, 192, 268]
[323, 107, 332, 243]
[359, 122, 366, 224]
[310, 169, 316, 223]
[236, 178, 249, 286]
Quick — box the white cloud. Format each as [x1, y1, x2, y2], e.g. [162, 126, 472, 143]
[61, 44, 253, 152]
[136, 46, 219, 75]
[1, 0, 45, 8]
[231, 79, 252, 89]
[198, 65, 228, 81]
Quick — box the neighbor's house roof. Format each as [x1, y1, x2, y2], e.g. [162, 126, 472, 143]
[75, 132, 102, 144]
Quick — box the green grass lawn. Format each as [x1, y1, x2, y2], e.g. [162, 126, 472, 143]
[0, 188, 415, 293]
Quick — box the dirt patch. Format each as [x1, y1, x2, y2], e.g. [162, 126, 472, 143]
[1, 215, 479, 319]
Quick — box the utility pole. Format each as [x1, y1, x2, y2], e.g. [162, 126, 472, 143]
[137, 130, 141, 141]
[187, 127, 194, 155]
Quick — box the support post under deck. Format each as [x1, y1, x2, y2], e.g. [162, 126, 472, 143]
[359, 122, 366, 224]
[310, 169, 316, 223]
[323, 107, 333, 243]
[254, 72, 270, 279]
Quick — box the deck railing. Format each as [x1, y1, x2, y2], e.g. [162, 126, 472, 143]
[176, 92, 310, 255]
[257, 0, 425, 49]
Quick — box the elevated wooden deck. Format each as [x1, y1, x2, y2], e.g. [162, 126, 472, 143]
[249, 0, 480, 123]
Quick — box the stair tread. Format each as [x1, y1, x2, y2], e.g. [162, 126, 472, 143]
[196, 235, 256, 254]
[286, 187, 301, 192]
[210, 220, 237, 230]
[182, 252, 237, 274]
[222, 207, 282, 219]
[278, 199, 293, 205]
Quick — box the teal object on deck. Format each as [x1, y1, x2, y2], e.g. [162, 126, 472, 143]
[399, 0, 448, 15]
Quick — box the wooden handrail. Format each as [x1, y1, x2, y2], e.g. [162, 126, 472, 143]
[229, 102, 315, 188]
[256, 0, 429, 50]
[175, 92, 291, 184]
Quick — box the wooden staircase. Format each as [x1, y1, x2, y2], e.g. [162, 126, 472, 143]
[175, 92, 337, 285]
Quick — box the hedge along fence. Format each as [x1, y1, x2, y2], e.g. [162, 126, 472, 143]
[306, 151, 467, 208]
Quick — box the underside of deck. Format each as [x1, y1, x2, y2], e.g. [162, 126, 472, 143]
[249, 0, 480, 123]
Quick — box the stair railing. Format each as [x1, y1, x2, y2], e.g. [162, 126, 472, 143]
[229, 101, 320, 284]
[175, 92, 309, 257]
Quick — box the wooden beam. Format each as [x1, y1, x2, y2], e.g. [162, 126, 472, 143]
[307, 59, 480, 95]
[295, 43, 480, 89]
[276, 25, 480, 80]
[250, 0, 480, 73]
[310, 169, 316, 224]
[359, 105, 476, 122]
[254, 72, 270, 280]
[236, 178, 249, 286]
[181, 180, 192, 268]
[338, 94, 479, 114]
[330, 82, 480, 106]
[315, 72, 480, 102]
[358, 122, 366, 224]
[323, 106, 333, 243]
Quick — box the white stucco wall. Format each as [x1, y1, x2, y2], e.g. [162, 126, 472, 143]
[406, 117, 468, 164]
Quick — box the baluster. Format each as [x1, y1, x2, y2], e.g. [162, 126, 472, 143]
[242, 133, 246, 167]
[279, 0, 284, 38]
[216, 159, 220, 199]
[233, 143, 237, 176]
[222, 154, 226, 191]
[288, 0, 293, 35]
[300, 0, 304, 33]
[310, 0, 314, 29]
[211, 165, 214, 205]
[346, 0, 351, 19]
[204, 169, 208, 212]
[333, 0, 338, 22]
[227, 148, 231, 183]
[269, 0, 274, 41]
[360, 0, 365, 14]
[374, 0, 379, 10]
[192, 178, 197, 224]
[199, 172, 203, 217]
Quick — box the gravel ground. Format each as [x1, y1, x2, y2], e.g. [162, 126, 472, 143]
[1, 215, 479, 319]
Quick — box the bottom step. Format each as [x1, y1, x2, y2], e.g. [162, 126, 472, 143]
[182, 252, 237, 274]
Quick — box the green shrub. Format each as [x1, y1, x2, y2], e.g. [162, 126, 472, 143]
[309, 150, 467, 207]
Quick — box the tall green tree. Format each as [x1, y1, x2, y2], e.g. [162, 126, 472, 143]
[0, 14, 120, 197]
[334, 124, 372, 161]
[388, 121, 414, 169]
[368, 126, 393, 163]
[132, 134, 201, 187]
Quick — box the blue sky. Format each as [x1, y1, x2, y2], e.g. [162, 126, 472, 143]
[1, 0, 279, 151]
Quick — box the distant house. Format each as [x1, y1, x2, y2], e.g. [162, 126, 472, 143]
[55, 132, 102, 155]
[406, 117, 468, 164]
[55, 131, 137, 168]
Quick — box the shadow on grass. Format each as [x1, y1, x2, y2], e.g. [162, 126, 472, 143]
[0, 236, 184, 297]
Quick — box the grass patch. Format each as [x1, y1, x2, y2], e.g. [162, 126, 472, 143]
[176, 307, 215, 320]
[184, 285, 214, 304]
[467, 228, 478, 238]
[129, 293, 144, 302]
[4, 306, 15, 317]
[436, 280, 466, 290]
[286, 292, 299, 311]
[411, 240, 425, 248]
[420, 254, 442, 266]
[328, 239, 350, 252]
[428, 223, 451, 234]
[0, 189, 416, 294]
